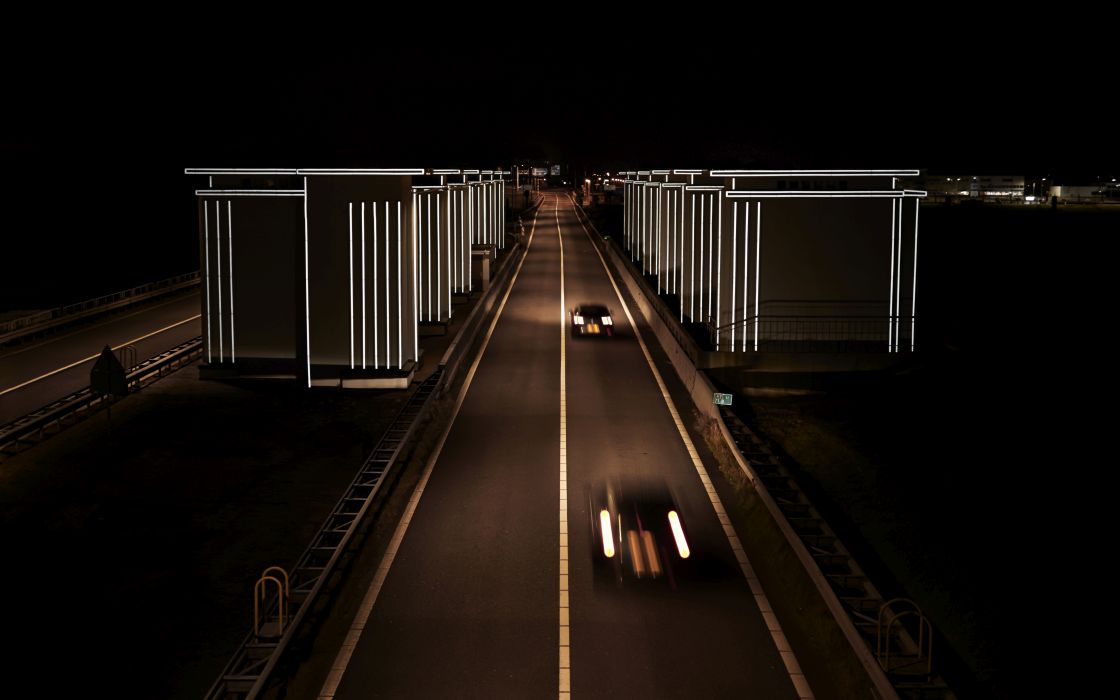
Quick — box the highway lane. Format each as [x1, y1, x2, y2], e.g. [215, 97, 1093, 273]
[327, 193, 805, 698]
[0, 292, 201, 424]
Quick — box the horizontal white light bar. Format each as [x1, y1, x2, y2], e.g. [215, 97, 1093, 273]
[711, 169, 920, 177]
[637, 171, 651, 175]
[480, 170, 494, 174]
[296, 168, 425, 175]
[685, 186, 725, 191]
[672, 169, 704, 174]
[462, 169, 480, 175]
[726, 189, 927, 198]
[184, 168, 298, 174]
[651, 169, 671, 174]
[431, 169, 462, 174]
[194, 189, 304, 197]
[412, 186, 447, 192]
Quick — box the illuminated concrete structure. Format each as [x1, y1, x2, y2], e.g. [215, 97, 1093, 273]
[187, 167, 508, 387]
[623, 169, 926, 353]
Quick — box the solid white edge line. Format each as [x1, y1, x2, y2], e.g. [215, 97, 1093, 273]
[569, 194, 815, 700]
[557, 194, 571, 700]
[1, 315, 203, 396]
[316, 188, 543, 700]
[228, 200, 235, 363]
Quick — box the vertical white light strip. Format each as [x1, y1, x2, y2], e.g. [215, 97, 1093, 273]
[407, 201, 416, 362]
[708, 193, 715, 323]
[468, 188, 473, 290]
[896, 200, 904, 353]
[349, 202, 355, 369]
[716, 191, 722, 346]
[731, 201, 737, 350]
[654, 188, 659, 287]
[228, 200, 235, 363]
[372, 202, 378, 369]
[444, 191, 450, 313]
[389, 197, 394, 360]
[203, 200, 211, 362]
[699, 194, 705, 322]
[216, 199, 224, 362]
[303, 178, 311, 387]
[743, 203, 750, 352]
[911, 200, 920, 352]
[417, 193, 423, 322]
[888, 199, 897, 353]
[690, 193, 697, 321]
[679, 189, 685, 300]
[557, 194, 571, 700]
[425, 192, 430, 320]
[397, 199, 403, 368]
[363, 204, 369, 369]
[754, 202, 761, 352]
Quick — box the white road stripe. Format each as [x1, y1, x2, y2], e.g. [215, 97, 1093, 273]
[569, 194, 816, 700]
[0, 314, 202, 396]
[556, 194, 571, 700]
[316, 191, 543, 700]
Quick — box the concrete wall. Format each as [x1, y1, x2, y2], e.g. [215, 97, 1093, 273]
[198, 193, 303, 366]
[304, 175, 417, 373]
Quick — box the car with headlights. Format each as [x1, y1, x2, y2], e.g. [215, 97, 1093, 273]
[569, 303, 614, 338]
[588, 476, 691, 587]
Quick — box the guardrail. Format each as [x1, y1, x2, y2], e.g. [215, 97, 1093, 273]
[0, 337, 204, 458]
[204, 221, 532, 700]
[0, 272, 200, 346]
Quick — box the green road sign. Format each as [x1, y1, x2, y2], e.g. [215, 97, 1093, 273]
[713, 392, 733, 406]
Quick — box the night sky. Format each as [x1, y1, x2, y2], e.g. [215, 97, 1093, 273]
[2, 14, 1113, 308]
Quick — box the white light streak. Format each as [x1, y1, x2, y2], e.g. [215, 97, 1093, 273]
[228, 200, 235, 362]
[203, 200, 211, 362]
[600, 510, 615, 557]
[754, 202, 761, 352]
[743, 203, 750, 352]
[408, 201, 415, 362]
[731, 201, 737, 349]
[385, 200, 390, 364]
[397, 199, 402, 367]
[362, 204, 369, 368]
[888, 199, 897, 353]
[349, 202, 355, 369]
[725, 190, 928, 198]
[185, 168, 299, 175]
[668, 511, 690, 559]
[699, 194, 705, 320]
[303, 177, 311, 387]
[216, 199, 223, 361]
[896, 198, 903, 352]
[193, 190, 304, 197]
[711, 169, 920, 177]
[912, 201, 919, 352]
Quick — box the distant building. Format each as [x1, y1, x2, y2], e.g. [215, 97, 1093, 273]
[922, 174, 1025, 202]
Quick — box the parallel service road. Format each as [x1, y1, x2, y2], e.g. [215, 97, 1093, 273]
[324, 193, 809, 699]
[0, 293, 201, 424]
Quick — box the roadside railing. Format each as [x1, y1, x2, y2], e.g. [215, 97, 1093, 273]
[0, 337, 203, 458]
[0, 272, 200, 346]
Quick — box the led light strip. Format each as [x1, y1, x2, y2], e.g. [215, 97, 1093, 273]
[228, 201, 235, 362]
[303, 177, 311, 387]
[754, 202, 761, 351]
[911, 201, 919, 352]
[216, 200, 223, 362]
[888, 199, 896, 353]
[316, 186, 542, 700]
[203, 201, 211, 362]
[570, 192, 814, 699]
[349, 202, 355, 368]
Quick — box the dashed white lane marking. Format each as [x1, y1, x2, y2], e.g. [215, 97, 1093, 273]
[316, 200, 543, 700]
[569, 195, 815, 700]
[0, 314, 202, 396]
[556, 194, 571, 700]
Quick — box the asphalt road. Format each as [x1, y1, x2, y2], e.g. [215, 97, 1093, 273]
[0, 293, 201, 424]
[329, 194, 802, 699]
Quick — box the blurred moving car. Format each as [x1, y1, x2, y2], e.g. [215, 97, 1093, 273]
[589, 476, 691, 586]
[569, 303, 614, 338]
